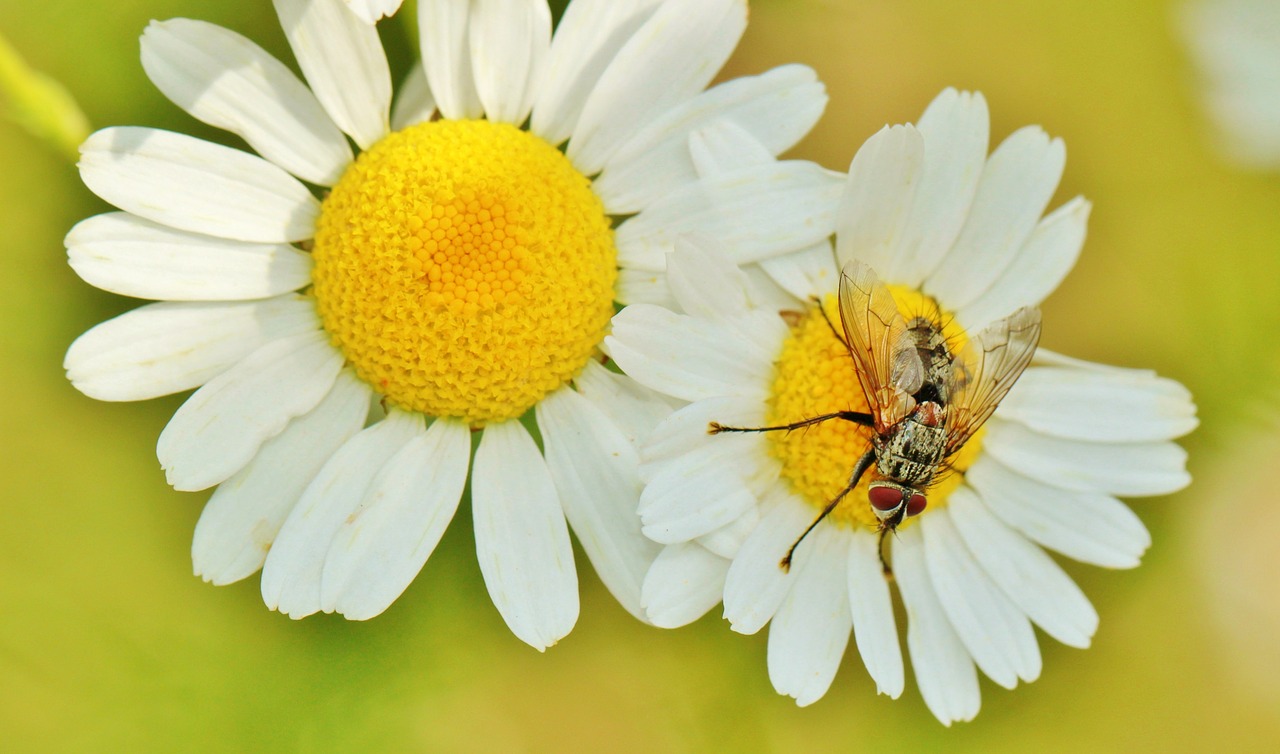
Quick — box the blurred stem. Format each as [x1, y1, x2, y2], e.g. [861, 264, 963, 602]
[0, 30, 91, 162]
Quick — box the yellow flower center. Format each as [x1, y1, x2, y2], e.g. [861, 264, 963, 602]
[766, 288, 984, 530]
[311, 119, 616, 425]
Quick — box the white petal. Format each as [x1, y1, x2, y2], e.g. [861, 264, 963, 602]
[956, 197, 1090, 328]
[966, 456, 1151, 568]
[567, 0, 748, 174]
[722, 487, 814, 635]
[274, 0, 391, 149]
[833, 124, 924, 272]
[140, 19, 353, 186]
[537, 386, 660, 622]
[983, 418, 1191, 496]
[892, 525, 981, 726]
[472, 420, 578, 651]
[594, 64, 826, 213]
[688, 120, 774, 177]
[665, 236, 753, 319]
[1028, 351, 1196, 411]
[1032, 347, 1155, 372]
[321, 418, 470, 619]
[615, 161, 844, 271]
[948, 488, 1098, 648]
[419, 0, 483, 119]
[695, 504, 760, 559]
[758, 239, 840, 302]
[642, 542, 729, 629]
[469, 0, 550, 124]
[157, 329, 345, 491]
[571, 360, 681, 452]
[192, 370, 371, 585]
[261, 410, 423, 618]
[615, 267, 676, 307]
[922, 510, 1041, 689]
[639, 452, 758, 544]
[740, 263, 807, 313]
[530, 0, 664, 146]
[67, 212, 312, 301]
[998, 365, 1198, 443]
[925, 126, 1066, 311]
[344, 0, 403, 24]
[636, 398, 767, 544]
[889, 88, 990, 286]
[79, 127, 320, 243]
[639, 396, 766, 477]
[847, 530, 904, 698]
[767, 527, 852, 707]
[607, 305, 780, 403]
[65, 295, 319, 401]
[390, 62, 437, 131]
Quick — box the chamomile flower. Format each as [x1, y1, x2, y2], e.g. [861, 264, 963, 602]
[64, 0, 834, 650]
[608, 89, 1197, 721]
[1181, 0, 1280, 169]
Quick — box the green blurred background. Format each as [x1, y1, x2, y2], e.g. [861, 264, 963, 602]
[2, 0, 1276, 751]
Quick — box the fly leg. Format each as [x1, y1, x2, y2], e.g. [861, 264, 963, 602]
[814, 297, 851, 349]
[709, 411, 873, 435]
[779, 448, 876, 572]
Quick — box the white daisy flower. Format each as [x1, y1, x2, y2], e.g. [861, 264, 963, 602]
[63, 0, 835, 651]
[1181, 0, 1280, 169]
[608, 89, 1197, 722]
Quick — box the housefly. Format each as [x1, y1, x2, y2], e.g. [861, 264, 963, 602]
[710, 261, 1042, 571]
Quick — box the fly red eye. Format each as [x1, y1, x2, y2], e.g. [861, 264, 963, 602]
[868, 485, 904, 512]
[906, 493, 927, 517]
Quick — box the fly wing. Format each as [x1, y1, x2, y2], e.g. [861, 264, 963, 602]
[945, 306, 1042, 454]
[838, 261, 922, 434]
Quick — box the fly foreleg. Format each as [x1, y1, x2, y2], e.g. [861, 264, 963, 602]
[779, 447, 877, 572]
[708, 411, 873, 435]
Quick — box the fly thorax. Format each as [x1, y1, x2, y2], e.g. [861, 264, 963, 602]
[906, 315, 958, 402]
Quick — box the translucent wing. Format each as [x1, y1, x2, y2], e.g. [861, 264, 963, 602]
[945, 306, 1042, 454]
[838, 261, 923, 434]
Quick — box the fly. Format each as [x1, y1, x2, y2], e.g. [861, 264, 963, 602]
[709, 261, 1042, 572]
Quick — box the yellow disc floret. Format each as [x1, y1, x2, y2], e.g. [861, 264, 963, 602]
[311, 120, 616, 425]
[766, 288, 984, 530]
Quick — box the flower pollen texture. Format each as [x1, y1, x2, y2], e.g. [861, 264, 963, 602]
[766, 290, 982, 529]
[311, 119, 616, 425]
